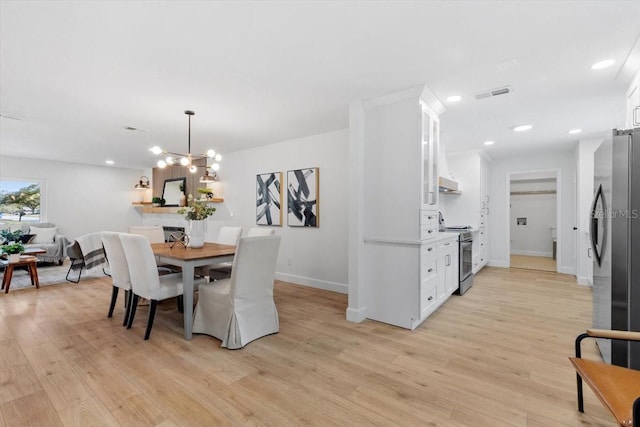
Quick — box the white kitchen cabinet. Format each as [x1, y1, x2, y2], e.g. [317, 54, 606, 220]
[358, 86, 454, 330]
[627, 69, 640, 128]
[437, 238, 459, 299]
[441, 151, 490, 273]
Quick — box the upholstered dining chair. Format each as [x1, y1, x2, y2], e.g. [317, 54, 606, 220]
[100, 232, 132, 326]
[127, 225, 165, 243]
[128, 225, 178, 273]
[246, 227, 276, 237]
[119, 233, 206, 340]
[203, 226, 243, 281]
[193, 235, 281, 349]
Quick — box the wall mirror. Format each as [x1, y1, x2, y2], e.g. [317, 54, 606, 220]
[162, 177, 186, 207]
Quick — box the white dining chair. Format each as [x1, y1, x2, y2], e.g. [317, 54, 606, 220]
[246, 227, 275, 237]
[192, 235, 281, 349]
[127, 225, 165, 243]
[101, 231, 133, 326]
[119, 233, 206, 340]
[203, 226, 243, 280]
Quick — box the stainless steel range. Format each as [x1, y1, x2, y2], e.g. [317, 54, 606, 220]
[446, 227, 474, 294]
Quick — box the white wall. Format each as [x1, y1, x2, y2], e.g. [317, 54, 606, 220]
[0, 155, 146, 240]
[575, 138, 604, 285]
[509, 191, 556, 257]
[488, 149, 577, 274]
[209, 129, 349, 293]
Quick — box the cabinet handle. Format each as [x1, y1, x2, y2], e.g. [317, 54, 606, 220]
[587, 248, 592, 258]
[428, 216, 433, 220]
[427, 268, 433, 273]
[486, 208, 490, 215]
[634, 106, 640, 126]
[428, 230, 433, 234]
[444, 242, 450, 246]
[427, 296, 433, 301]
[480, 243, 484, 246]
[428, 247, 433, 252]
[446, 254, 450, 266]
[486, 195, 490, 202]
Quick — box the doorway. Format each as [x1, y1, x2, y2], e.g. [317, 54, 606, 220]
[508, 170, 560, 272]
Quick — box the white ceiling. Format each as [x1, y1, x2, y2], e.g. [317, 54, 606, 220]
[1, 1, 639, 169]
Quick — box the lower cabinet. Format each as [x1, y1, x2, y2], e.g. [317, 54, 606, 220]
[365, 234, 459, 330]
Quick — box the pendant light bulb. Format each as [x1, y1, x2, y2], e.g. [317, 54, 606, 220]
[212, 163, 220, 171]
[180, 157, 189, 166]
[207, 149, 216, 158]
[214, 154, 222, 161]
[157, 160, 167, 168]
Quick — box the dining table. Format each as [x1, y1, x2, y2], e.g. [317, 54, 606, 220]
[151, 241, 236, 340]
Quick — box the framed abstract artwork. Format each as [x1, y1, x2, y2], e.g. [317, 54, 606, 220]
[287, 167, 319, 227]
[256, 172, 283, 226]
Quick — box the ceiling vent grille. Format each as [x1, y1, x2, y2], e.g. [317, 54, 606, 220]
[474, 85, 512, 100]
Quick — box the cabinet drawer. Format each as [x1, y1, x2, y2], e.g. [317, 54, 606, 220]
[422, 258, 437, 280]
[421, 211, 439, 226]
[422, 242, 437, 258]
[420, 277, 438, 315]
[421, 226, 439, 240]
[438, 240, 455, 251]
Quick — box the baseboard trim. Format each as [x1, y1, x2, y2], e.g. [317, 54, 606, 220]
[511, 250, 554, 257]
[576, 276, 593, 287]
[488, 260, 509, 268]
[346, 306, 367, 323]
[275, 272, 348, 294]
[560, 266, 575, 275]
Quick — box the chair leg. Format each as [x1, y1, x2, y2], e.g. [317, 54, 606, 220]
[123, 290, 133, 327]
[576, 373, 584, 412]
[127, 294, 139, 329]
[177, 295, 184, 313]
[144, 300, 158, 340]
[108, 286, 119, 318]
[65, 258, 84, 283]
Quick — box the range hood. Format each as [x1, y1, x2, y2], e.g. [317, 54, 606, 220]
[438, 176, 459, 193]
[438, 138, 460, 193]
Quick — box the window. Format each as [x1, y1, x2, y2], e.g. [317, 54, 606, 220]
[0, 179, 43, 224]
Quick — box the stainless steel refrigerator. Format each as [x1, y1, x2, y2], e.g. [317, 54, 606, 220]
[590, 127, 640, 369]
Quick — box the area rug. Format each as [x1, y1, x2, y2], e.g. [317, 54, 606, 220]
[1, 262, 108, 291]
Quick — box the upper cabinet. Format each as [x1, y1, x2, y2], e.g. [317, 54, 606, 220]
[627, 69, 640, 128]
[422, 104, 440, 211]
[361, 86, 444, 242]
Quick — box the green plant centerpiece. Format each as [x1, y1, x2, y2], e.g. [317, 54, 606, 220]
[177, 194, 216, 220]
[177, 195, 215, 248]
[2, 242, 25, 256]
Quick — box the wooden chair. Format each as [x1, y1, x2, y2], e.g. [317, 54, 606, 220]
[569, 329, 640, 426]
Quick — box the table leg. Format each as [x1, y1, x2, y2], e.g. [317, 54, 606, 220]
[3, 265, 14, 293]
[182, 263, 195, 340]
[29, 263, 40, 289]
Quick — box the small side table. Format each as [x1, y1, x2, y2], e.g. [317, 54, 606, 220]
[1, 255, 40, 293]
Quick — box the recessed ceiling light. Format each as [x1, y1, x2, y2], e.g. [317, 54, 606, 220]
[568, 129, 582, 134]
[591, 59, 615, 70]
[484, 141, 495, 145]
[513, 124, 532, 132]
[105, 160, 114, 165]
[446, 95, 462, 103]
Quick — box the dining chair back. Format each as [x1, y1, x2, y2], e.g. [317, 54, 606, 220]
[246, 227, 275, 237]
[119, 233, 200, 339]
[101, 231, 132, 325]
[193, 235, 281, 348]
[217, 226, 243, 245]
[128, 225, 165, 243]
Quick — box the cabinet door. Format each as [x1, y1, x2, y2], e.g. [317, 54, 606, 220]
[421, 106, 439, 210]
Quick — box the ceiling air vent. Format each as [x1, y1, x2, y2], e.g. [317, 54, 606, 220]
[474, 85, 512, 100]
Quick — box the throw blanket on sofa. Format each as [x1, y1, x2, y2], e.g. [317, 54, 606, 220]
[76, 232, 107, 271]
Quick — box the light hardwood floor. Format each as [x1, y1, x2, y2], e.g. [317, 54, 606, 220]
[510, 255, 557, 272]
[0, 268, 615, 426]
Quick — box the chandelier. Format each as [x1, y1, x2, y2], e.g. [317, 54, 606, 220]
[149, 110, 221, 182]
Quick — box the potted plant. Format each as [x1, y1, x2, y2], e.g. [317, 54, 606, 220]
[197, 187, 214, 201]
[2, 242, 25, 262]
[177, 194, 216, 248]
[151, 197, 165, 207]
[0, 229, 23, 244]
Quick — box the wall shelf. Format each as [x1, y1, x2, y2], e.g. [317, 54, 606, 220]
[132, 198, 224, 214]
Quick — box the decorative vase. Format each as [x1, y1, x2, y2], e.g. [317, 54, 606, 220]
[8, 253, 20, 263]
[188, 220, 205, 248]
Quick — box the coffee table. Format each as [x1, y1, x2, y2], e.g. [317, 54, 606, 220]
[1, 255, 40, 293]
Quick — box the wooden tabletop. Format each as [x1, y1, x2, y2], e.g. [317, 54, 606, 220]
[150, 242, 236, 261]
[23, 247, 46, 255]
[1, 255, 38, 265]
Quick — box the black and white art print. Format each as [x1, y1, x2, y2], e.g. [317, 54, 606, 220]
[287, 167, 319, 227]
[256, 172, 283, 226]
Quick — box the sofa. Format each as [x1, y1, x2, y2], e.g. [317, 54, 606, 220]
[0, 222, 69, 264]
